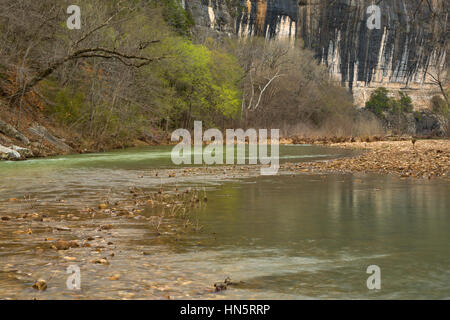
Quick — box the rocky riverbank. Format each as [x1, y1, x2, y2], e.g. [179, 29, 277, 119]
[286, 139, 449, 179]
[0, 99, 165, 161]
[0, 116, 163, 161]
[140, 139, 450, 180]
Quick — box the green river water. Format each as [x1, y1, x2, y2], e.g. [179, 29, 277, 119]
[0, 145, 449, 299]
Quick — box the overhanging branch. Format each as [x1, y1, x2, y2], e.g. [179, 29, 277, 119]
[9, 47, 163, 104]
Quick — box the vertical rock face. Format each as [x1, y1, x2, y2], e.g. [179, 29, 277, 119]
[185, 0, 236, 34]
[297, 0, 447, 107]
[186, 0, 448, 108]
[237, 0, 298, 40]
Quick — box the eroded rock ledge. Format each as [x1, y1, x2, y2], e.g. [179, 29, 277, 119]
[0, 118, 72, 160]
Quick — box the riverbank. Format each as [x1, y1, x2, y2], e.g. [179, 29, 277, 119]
[138, 139, 449, 180]
[2, 113, 448, 180]
[2, 97, 449, 162]
[0, 99, 167, 160]
[290, 139, 449, 179]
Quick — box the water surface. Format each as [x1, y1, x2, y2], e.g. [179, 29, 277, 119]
[0, 145, 448, 299]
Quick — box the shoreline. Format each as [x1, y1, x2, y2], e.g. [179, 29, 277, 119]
[295, 139, 449, 179]
[164, 139, 449, 180]
[2, 137, 449, 179]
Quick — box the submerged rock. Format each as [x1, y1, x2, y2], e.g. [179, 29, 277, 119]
[52, 239, 79, 250]
[32, 279, 47, 291]
[93, 258, 109, 265]
[109, 274, 120, 281]
[98, 224, 113, 231]
[214, 282, 227, 292]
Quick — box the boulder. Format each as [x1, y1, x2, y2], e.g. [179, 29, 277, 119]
[0, 145, 21, 160]
[28, 124, 72, 153]
[11, 145, 33, 158]
[0, 133, 12, 145]
[0, 119, 30, 145]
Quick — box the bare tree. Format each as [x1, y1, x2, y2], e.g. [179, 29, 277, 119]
[6, 2, 163, 109]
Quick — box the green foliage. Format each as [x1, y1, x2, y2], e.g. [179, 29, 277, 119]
[155, 36, 242, 128]
[209, 46, 243, 118]
[366, 88, 413, 116]
[35, 0, 243, 146]
[41, 81, 84, 124]
[397, 91, 413, 113]
[365, 87, 391, 116]
[160, 0, 194, 36]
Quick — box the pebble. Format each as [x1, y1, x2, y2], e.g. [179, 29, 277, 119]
[32, 279, 47, 291]
[109, 274, 120, 281]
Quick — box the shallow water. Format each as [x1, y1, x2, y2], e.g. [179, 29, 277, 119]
[0, 145, 448, 299]
[193, 174, 450, 299]
[0, 145, 346, 202]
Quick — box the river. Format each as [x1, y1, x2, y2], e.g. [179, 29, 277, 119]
[0, 145, 449, 299]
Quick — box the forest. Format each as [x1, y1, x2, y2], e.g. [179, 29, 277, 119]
[0, 0, 407, 155]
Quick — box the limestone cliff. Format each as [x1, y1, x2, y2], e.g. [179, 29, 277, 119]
[185, 0, 448, 108]
[296, 0, 448, 108]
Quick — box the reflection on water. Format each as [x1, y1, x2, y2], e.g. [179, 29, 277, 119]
[0, 145, 350, 203]
[191, 174, 450, 299]
[0, 146, 448, 299]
